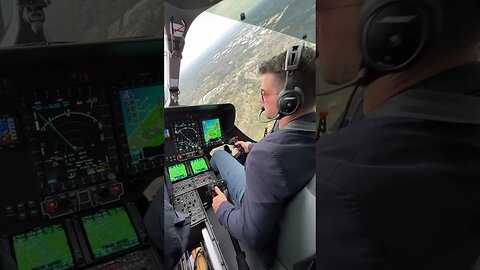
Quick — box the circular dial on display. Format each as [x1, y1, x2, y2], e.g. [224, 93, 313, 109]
[173, 121, 201, 154]
[32, 96, 110, 190]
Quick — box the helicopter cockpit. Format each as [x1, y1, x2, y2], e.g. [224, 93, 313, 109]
[0, 1, 164, 269]
[164, 0, 316, 269]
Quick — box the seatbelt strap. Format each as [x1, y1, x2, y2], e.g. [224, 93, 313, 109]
[369, 89, 480, 124]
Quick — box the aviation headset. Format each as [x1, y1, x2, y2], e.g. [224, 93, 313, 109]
[359, 0, 442, 74]
[277, 42, 305, 117]
[317, 0, 442, 135]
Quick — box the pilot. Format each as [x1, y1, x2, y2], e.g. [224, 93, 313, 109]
[316, 0, 480, 269]
[209, 46, 316, 269]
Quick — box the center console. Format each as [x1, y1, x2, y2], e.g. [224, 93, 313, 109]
[165, 104, 237, 269]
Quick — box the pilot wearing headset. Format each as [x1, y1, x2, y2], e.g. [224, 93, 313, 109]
[209, 44, 316, 269]
[316, 0, 480, 269]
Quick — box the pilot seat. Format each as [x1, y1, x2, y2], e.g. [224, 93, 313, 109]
[241, 175, 316, 270]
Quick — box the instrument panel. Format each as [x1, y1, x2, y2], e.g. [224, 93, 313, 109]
[166, 157, 216, 227]
[164, 104, 235, 164]
[167, 157, 210, 183]
[0, 38, 164, 270]
[163, 104, 237, 226]
[167, 117, 223, 161]
[172, 120, 202, 155]
[22, 88, 117, 196]
[0, 40, 163, 226]
[2, 204, 159, 270]
[2, 83, 164, 221]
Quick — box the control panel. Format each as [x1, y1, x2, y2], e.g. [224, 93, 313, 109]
[85, 248, 159, 270]
[194, 171, 216, 188]
[164, 104, 236, 228]
[40, 181, 124, 219]
[3, 200, 40, 222]
[172, 171, 215, 196]
[172, 190, 205, 227]
[172, 178, 196, 196]
[1, 204, 159, 270]
[167, 157, 216, 227]
[0, 39, 164, 270]
[164, 104, 236, 165]
[1, 83, 163, 224]
[164, 104, 239, 270]
[0, 83, 164, 217]
[21, 88, 119, 197]
[165, 117, 223, 163]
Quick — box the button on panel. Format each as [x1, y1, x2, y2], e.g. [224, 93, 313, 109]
[172, 190, 205, 227]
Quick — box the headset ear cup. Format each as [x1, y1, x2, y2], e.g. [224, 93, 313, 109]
[277, 88, 303, 116]
[359, 0, 439, 73]
[279, 42, 306, 117]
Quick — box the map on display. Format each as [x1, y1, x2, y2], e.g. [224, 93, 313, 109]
[168, 163, 188, 182]
[202, 118, 222, 146]
[119, 85, 163, 165]
[82, 207, 140, 259]
[13, 224, 74, 270]
[190, 157, 209, 175]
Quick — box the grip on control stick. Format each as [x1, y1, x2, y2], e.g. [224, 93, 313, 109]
[208, 180, 227, 198]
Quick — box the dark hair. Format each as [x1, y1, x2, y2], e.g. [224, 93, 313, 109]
[258, 45, 316, 107]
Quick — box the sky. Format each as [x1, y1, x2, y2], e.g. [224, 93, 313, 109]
[177, 0, 262, 71]
[164, 11, 239, 100]
[179, 12, 238, 72]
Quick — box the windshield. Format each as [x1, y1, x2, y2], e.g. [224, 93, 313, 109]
[208, 0, 315, 44]
[0, 0, 162, 47]
[174, 0, 315, 141]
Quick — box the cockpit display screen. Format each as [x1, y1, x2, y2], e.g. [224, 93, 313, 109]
[13, 224, 74, 270]
[119, 85, 163, 165]
[81, 207, 140, 259]
[32, 96, 110, 189]
[202, 118, 222, 147]
[0, 117, 18, 149]
[173, 121, 202, 154]
[168, 163, 188, 182]
[189, 157, 209, 175]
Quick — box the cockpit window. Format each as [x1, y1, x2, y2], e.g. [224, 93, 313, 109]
[208, 0, 315, 44]
[0, 0, 162, 47]
[177, 1, 315, 140]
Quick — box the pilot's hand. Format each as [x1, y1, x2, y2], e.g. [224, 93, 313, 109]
[212, 186, 228, 213]
[235, 141, 250, 153]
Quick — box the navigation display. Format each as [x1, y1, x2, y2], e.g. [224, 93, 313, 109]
[32, 96, 109, 189]
[82, 207, 140, 259]
[0, 117, 18, 149]
[13, 224, 74, 270]
[189, 157, 209, 175]
[202, 118, 222, 147]
[168, 163, 188, 182]
[119, 85, 163, 165]
[173, 121, 202, 154]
